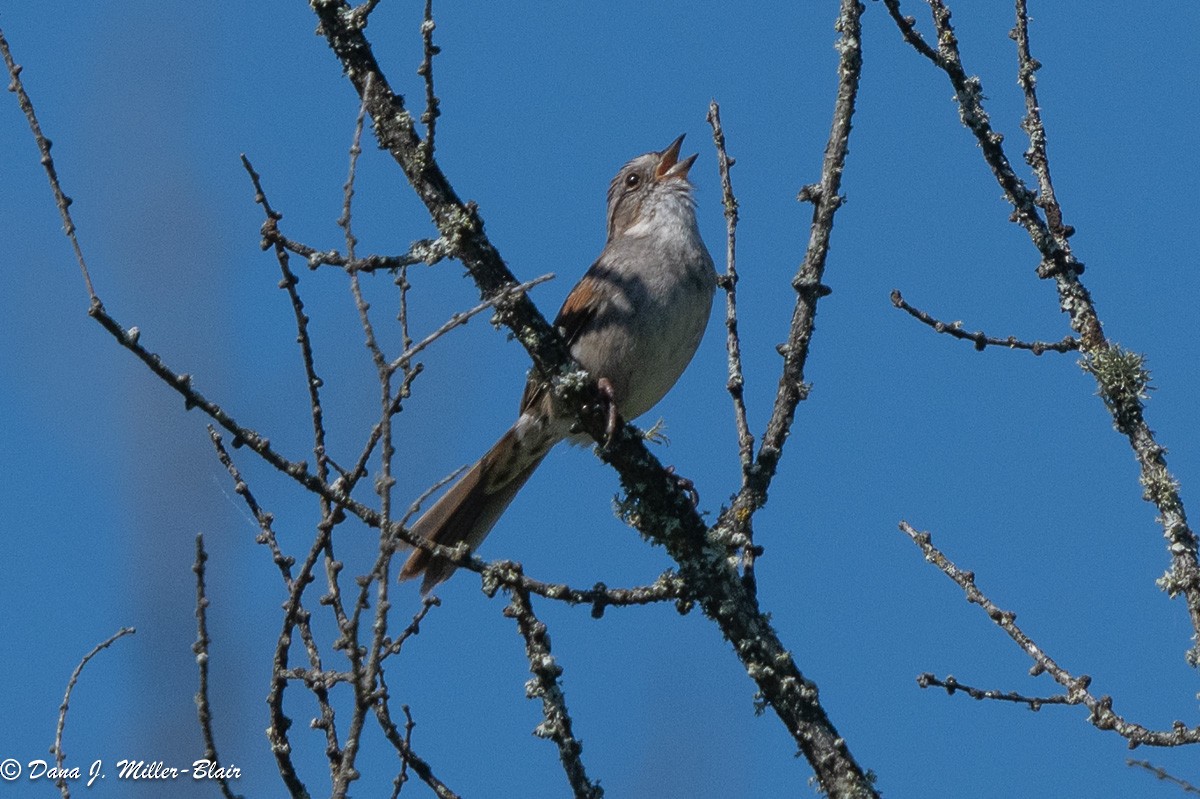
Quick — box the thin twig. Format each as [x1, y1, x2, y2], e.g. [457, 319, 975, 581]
[208, 422, 350, 782]
[899, 521, 1200, 747]
[276, 528, 345, 790]
[417, 0, 440, 159]
[242, 154, 430, 498]
[387, 273, 554, 375]
[261, 225, 450, 273]
[504, 582, 604, 799]
[396, 262, 415, 360]
[343, 365, 424, 490]
[242, 156, 336, 483]
[1013, 0, 1071, 244]
[383, 596, 440, 658]
[335, 76, 384, 798]
[393, 706, 418, 797]
[51, 627, 135, 798]
[367, 602, 458, 799]
[479, 563, 688, 616]
[246, 152, 371, 777]
[713, 0, 861, 542]
[192, 536, 244, 799]
[880, 1, 1078, 284]
[373, 675, 462, 799]
[706, 100, 759, 597]
[916, 673, 1072, 711]
[207, 427, 295, 582]
[705, 102, 754, 477]
[1127, 759, 1200, 795]
[206, 427, 334, 793]
[890, 289, 1079, 354]
[1, 28, 96, 300]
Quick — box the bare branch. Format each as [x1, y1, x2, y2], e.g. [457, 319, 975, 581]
[335, 78, 390, 797]
[206, 426, 336, 793]
[916, 673, 1072, 711]
[192, 536, 244, 799]
[373, 677, 462, 799]
[899, 521, 1200, 747]
[715, 0, 862, 550]
[1127, 759, 1200, 795]
[307, 0, 881, 792]
[890, 289, 1079, 354]
[705, 101, 753, 475]
[382, 596, 440, 659]
[706, 100, 760, 596]
[479, 562, 687, 616]
[1013, 0, 1071, 244]
[387, 273, 555, 375]
[311, 2, 575, 390]
[51, 627, 135, 798]
[0, 27, 96, 300]
[241, 156, 337, 485]
[261, 225, 450, 273]
[417, 0, 440, 159]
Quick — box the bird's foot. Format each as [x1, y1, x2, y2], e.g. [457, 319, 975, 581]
[665, 466, 700, 507]
[597, 377, 620, 447]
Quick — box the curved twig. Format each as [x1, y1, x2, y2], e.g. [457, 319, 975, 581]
[52, 627, 136, 799]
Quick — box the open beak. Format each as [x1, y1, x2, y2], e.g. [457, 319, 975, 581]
[655, 134, 698, 181]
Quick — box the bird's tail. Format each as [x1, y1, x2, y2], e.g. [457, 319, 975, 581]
[399, 426, 546, 593]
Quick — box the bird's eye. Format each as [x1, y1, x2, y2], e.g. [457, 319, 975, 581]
[624, 172, 640, 189]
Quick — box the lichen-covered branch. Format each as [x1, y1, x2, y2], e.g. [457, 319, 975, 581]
[883, 0, 1200, 665]
[309, 0, 878, 794]
[504, 582, 603, 799]
[900, 522, 1200, 747]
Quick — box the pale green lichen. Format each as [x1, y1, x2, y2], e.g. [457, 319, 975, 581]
[1079, 344, 1152, 431]
[1141, 463, 1183, 513]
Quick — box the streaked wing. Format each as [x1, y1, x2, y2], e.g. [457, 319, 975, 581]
[518, 265, 605, 414]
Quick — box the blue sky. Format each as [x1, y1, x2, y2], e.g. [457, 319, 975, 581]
[1, 2, 1198, 797]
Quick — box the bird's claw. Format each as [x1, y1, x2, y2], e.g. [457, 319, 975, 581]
[598, 377, 620, 447]
[665, 465, 700, 506]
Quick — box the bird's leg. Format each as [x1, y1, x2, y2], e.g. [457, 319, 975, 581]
[597, 377, 620, 447]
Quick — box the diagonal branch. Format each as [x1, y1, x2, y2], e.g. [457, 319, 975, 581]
[900, 521, 1200, 747]
[309, 0, 878, 794]
[1127, 760, 1200, 796]
[883, 0, 1200, 665]
[0, 28, 96, 301]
